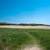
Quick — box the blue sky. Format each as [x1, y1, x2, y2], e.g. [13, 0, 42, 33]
[0, 0, 50, 24]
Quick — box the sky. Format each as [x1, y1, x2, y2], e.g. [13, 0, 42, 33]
[0, 0, 50, 24]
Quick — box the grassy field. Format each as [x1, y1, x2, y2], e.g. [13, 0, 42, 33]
[0, 28, 50, 50]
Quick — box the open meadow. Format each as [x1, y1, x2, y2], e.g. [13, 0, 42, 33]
[0, 28, 50, 50]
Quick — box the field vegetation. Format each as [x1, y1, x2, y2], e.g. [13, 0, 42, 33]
[0, 28, 50, 50]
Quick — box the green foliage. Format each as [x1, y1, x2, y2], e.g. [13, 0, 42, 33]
[0, 28, 50, 50]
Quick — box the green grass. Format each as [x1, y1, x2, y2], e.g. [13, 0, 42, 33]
[0, 28, 50, 50]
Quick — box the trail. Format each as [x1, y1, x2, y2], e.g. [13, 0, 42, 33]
[21, 32, 45, 50]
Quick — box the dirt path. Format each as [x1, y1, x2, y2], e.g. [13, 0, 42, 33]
[21, 32, 45, 50]
[23, 44, 44, 50]
[21, 41, 45, 50]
